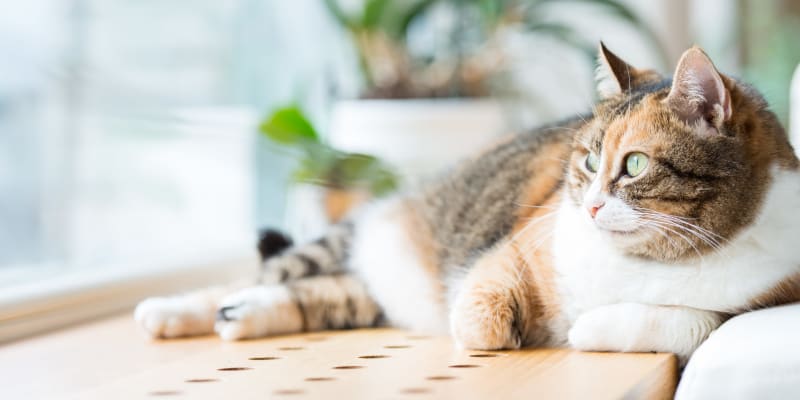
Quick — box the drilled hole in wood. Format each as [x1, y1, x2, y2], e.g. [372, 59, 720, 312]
[185, 378, 218, 383]
[148, 390, 182, 396]
[384, 345, 411, 349]
[469, 353, 500, 358]
[400, 387, 431, 394]
[333, 365, 364, 370]
[217, 367, 252, 371]
[426, 375, 457, 381]
[273, 389, 304, 395]
[448, 364, 480, 368]
[358, 354, 390, 359]
[279, 346, 304, 351]
[305, 377, 336, 382]
[406, 335, 430, 340]
[249, 356, 281, 361]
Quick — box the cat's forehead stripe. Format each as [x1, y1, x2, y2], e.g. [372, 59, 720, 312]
[592, 132, 603, 151]
[606, 78, 672, 118]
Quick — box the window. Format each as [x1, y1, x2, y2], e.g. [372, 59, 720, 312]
[1, 1, 261, 286]
[0, 0, 352, 341]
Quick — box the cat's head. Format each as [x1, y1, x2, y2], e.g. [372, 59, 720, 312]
[566, 43, 798, 262]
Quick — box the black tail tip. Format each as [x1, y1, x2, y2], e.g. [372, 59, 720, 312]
[257, 228, 293, 260]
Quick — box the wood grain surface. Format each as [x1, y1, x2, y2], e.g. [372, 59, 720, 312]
[0, 315, 677, 399]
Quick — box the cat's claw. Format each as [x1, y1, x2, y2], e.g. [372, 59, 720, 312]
[214, 286, 303, 341]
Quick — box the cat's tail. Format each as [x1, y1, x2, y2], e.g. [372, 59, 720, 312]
[256, 223, 354, 284]
[257, 229, 293, 260]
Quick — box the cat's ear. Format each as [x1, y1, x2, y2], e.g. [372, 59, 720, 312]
[666, 46, 732, 130]
[596, 42, 640, 98]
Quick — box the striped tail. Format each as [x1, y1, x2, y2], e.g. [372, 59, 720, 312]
[257, 223, 354, 284]
[257, 229, 293, 260]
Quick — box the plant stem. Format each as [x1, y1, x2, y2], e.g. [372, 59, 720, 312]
[354, 30, 375, 91]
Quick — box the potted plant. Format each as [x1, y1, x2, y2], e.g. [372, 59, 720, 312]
[261, 105, 398, 239]
[323, 0, 665, 180]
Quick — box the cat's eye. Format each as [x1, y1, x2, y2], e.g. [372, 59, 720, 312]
[585, 152, 600, 173]
[625, 152, 649, 177]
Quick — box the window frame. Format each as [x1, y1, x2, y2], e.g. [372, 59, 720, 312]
[0, 252, 258, 343]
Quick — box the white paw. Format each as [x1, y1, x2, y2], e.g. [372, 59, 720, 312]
[567, 303, 645, 352]
[214, 286, 303, 341]
[567, 310, 609, 351]
[134, 296, 215, 338]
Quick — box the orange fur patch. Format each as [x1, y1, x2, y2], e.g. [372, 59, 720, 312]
[512, 192, 563, 339]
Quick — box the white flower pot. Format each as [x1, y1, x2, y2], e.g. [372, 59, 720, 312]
[329, 99, 509, 184]
[284, 184, 369, 242]
[284, 184, 329, 242]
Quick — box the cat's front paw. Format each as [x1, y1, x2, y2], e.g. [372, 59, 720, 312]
[450, 291, 522, 350]
[567, 303, 646, 353]
[214, 286, 303, 341]
[134, 296, 215, 339]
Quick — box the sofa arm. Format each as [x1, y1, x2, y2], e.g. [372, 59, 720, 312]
[791, 64, 800, 150]
[676, 303, 800, 400]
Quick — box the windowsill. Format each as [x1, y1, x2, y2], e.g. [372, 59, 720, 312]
[0, 250, 260, 343]
[0, 315, 677, 400]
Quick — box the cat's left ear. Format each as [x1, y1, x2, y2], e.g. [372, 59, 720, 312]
[596, 42, 642, 98]
[666, 46, 732, 130]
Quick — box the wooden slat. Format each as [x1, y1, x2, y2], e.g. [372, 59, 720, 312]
[0, 315, 676, 400]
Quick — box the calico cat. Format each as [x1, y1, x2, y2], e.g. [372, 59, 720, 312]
[135, 44, 800, 364]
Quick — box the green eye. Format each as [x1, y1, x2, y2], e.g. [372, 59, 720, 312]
[625, 152, 649, 177]
[585, 152, 600, 173]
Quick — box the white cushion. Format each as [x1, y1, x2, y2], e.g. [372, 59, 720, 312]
[676, 303, 800, 400]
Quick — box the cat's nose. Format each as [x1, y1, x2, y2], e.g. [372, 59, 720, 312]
[589, 203, 605, 219]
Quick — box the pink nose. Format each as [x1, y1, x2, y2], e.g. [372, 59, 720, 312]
[589, 203, 604, 219]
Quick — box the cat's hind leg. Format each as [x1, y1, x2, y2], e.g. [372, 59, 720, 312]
[135, 280, 252, 339]
[259, 224, 353, 284]
[214, 274, 383, 340]
[136, 225, 347, 339]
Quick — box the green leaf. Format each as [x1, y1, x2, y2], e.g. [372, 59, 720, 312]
[475, 0, 501, 28]
[261, 108, 399, 195]
[290, 144, 335, 185]
[367, 167, 399, 196]
[362, 0, 390, 29]
[330, 152, 399, 195]
[305, 142, 340, 173]
[291, 162, 323, 185]
[337, 153, 380, 179]
[259, 106, 319, 145]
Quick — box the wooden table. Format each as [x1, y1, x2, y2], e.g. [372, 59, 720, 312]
[0, 315, 677, 399]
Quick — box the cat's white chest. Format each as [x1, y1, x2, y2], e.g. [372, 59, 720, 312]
[551, 169, 800, 323]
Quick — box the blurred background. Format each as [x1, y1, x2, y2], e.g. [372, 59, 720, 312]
[1, 0, 799, 290]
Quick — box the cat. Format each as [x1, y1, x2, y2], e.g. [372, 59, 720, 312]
[135, 43, 800, 364]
